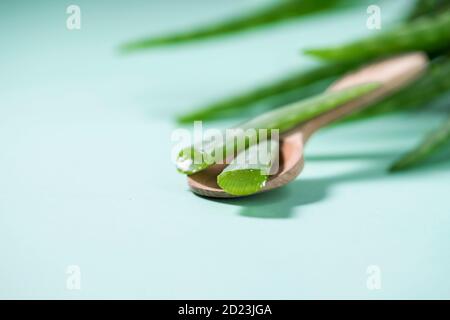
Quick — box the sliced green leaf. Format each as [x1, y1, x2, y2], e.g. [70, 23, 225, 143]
[176, 82, 380, 174]
[217, 139, 279, 196]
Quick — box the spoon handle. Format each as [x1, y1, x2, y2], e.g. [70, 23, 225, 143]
[300, 52, 428, 141]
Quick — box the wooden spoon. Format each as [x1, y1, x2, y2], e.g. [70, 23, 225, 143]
[188, 52, 428, 198]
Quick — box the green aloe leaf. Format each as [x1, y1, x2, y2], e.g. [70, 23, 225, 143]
[408, 0, 450, 21]
[121, 0, 346, 52]
[177, 62, 357, 123]
[304, 10, 450, 62]
[217, 139, 279, 196]
[390, 115, 450, 172]
[341, 55, 450, 122]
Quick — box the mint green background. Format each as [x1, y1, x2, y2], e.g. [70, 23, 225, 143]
[1, 0, 449, 299]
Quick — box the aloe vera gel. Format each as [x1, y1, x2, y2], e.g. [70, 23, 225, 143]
[217, 139, 280, 196]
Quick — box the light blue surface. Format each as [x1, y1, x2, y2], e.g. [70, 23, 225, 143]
[1, 0, 449, 299]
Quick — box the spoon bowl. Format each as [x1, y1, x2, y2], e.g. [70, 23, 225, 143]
[188, 132, 305, 198]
